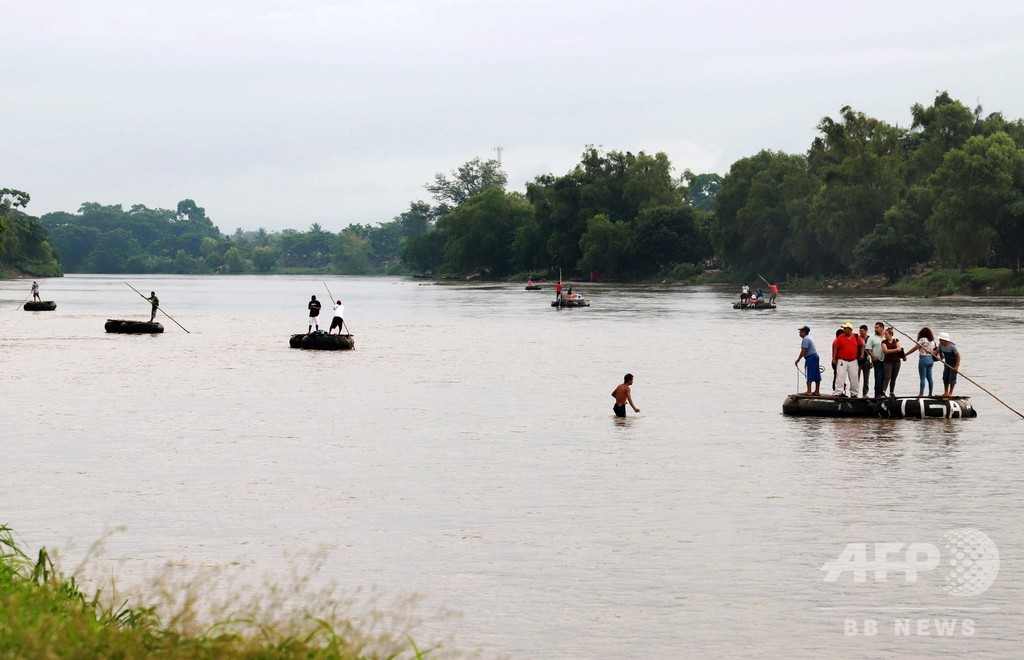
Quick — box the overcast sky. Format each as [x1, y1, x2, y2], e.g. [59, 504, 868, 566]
[5, 0, 1024, 232]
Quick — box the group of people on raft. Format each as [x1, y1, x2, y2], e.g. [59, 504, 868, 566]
[740, 282, 778, 304]
[554, 281, 584, 303]
[795, 322, 961, 399]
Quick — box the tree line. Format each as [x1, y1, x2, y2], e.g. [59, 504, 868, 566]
[34, 200, 428, 276]
[6, 91, 1024, 281]
[714, 92, 1024, 278]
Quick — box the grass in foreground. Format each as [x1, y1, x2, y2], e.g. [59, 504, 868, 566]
[0, 525, 442, 659]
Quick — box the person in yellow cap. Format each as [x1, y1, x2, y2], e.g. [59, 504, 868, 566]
[830, 322, 865, 397]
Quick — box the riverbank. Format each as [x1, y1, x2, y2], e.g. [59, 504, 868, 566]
[0, 525, 435, 658]
[690, 267, 1024, 296]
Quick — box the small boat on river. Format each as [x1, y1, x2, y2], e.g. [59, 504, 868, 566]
[525, 284, 542, 290]
[105, 319, 164, 334]
[289, 332, 355, 351]
[733, 300, 776, 310]
[782, 394, 977, 419]
[24, 301, 56, 311]
[552, 295, 590, 308]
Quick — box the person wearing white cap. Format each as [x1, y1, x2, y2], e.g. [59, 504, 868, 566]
[831, 322, 864, 397]
[937, 332, 960, 398]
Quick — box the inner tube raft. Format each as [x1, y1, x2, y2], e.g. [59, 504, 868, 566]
[733, 301, 776, 309]
[105, 319, 164, 334]
[289, 333, 355, 350]
[24, 301, 57, 311]
[525, 284, 542, 290]
[782, 394, 977, 418]
[552, 298, 590, 307]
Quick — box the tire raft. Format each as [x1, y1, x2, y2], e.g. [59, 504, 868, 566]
[782, 394, 977, 418]
[105, 319, 164, 334]
[24, 301, 57, 311]
[289, 333, 355, 350]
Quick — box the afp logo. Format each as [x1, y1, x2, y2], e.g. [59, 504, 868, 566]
[821, 528, 999, 597]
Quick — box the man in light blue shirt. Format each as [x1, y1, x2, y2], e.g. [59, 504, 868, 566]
[795, 326, 821, 396]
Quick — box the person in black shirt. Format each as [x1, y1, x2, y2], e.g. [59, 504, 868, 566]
[307, 295, 321, 333]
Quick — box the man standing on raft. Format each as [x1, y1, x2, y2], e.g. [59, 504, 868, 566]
[147, 291, 159, 322]
[307, 295, 321, 333]
[831, 322, 864, 397]
[329, 299, 345, 334]
[937, 332, 961, 398]
[795, 326, 821, 396]
[612, 374, 640, 418]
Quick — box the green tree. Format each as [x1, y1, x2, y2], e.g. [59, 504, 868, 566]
[332, 229, 373, 274]
[520, 148, 683, 271]
[426, 157, 508, 207]
[401, 231, 446, 274]
[437, 188, 533, 276]
[629, 205, 709, 274]
[88, 229, 143, 273]
[223, 246, 245, 273]
[806, 106, 905, 269]
[714, 150, 819, 275]
[252, 246, 276, 272]
[681, 171, 723, 212]
[47, 223, 101, 271]
[927, 132, 1024, 271]
[577, 214, 632, 275]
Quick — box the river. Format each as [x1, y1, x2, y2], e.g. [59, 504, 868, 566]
[2, 275, 1022, 657]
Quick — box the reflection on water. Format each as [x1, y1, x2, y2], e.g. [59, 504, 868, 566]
[1, 276, 1022, 657]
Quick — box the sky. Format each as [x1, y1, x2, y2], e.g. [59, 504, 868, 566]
[5, 0, 1024, 232]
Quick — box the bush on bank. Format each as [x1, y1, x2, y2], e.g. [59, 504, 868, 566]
[0, 525, 437, 659]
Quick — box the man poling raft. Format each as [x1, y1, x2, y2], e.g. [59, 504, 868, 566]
[109, 283, 190, 334]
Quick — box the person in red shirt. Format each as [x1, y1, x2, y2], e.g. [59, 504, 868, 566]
[831, 322, 865, 397]
[769, 282, 779, 304]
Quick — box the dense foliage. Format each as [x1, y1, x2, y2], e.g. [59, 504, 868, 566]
[11, 92, 1024, 281]
[0, 189, 62, 277]
[38, 200, 428, 276]
[713, 93, 1024, 278]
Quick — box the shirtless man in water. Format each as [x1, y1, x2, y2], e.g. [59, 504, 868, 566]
[611, 373, 640, 417]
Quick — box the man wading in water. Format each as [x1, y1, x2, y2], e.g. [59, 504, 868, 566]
[611, 374, 640, 418]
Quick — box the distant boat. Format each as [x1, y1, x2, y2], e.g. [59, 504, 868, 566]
[24, 301, 56, 311]
[525, 284, 542, 290]
[782, 394, 977, 418]
[105, 319, 164, 334]
[289, 332, 355, 351]
[552, 295, 590, 308]
[733, 300, 776, 310]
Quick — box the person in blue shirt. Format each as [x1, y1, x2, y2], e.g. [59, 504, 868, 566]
[795, 325, 821, 396]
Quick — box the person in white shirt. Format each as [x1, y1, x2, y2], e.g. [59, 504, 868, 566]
[329, 300, 345, 334]
[903, 326, 939, 397]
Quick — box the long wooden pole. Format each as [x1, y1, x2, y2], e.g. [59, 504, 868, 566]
[13, 292, 33, 310]
[757, 273, 772, 288]
[883, 319, 1023, 419]
[124, 283, 190, 334]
